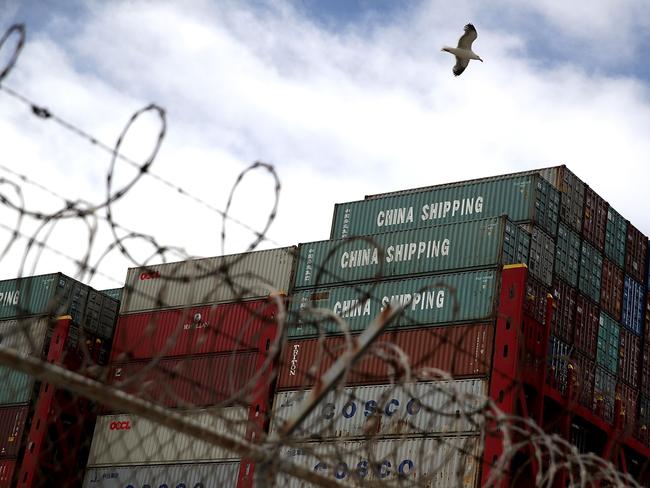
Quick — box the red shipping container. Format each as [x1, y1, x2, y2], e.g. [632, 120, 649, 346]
[0, 405, 28, 459]
[582, 186, 608, 252]
[617, 381, 638, 431]
[276, 323, 494, 391]
[110, 299, 277, 362]
[108, 351, 266, 409]
[569, 351, 595, 409]
[523, 278, 547, 326]
[626, 223, 648, 284]
[618, 327, 641, 388]
[0, 460, 15, 488]
[600, 258, 623, 321]
[551, 278, 576, 344]
[574, 294, 599, 357]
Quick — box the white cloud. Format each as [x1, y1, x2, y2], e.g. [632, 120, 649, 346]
[1, 0, 649, 288]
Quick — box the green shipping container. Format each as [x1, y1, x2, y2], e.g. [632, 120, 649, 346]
[289, 269, 499, 338]
[555, 223, 581, 287]
[578, 241, 603, 303]
[0, 366, 35, 405]
[596, 313, 620, 374]
[100, 287, 123, 302]
[538, 165, 585, 234]
[604, 207, 627, 269]
[294, 217, 529, 289]
[331, 174, 559, 240]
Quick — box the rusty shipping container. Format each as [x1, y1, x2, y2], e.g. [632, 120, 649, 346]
[550, 278, 576, 344]
[618, 327, 640, 388]
[593, 366, 617, 424]
[600, 258, 623, 321]
[110, 298, 277, 362]
[269, 379, 488, 440]
[574, 294, 599, 357]
[626, 224, 648, 284]
[617, 382, 638, 431]
[0, 405, 29, 459]
[294, 216, 529, 289]
[277, 323, 493, 391]
[119, 247, 296, 314]
[331, 173, 559, 239]
[86, 407, 249, 466]
[571, 351, 596, 409]
[538, 165, 585, 234]
[523, 277, 548, 326]
[108, 351, 262, 409]
[0, 460, 14, 488]
[582, 186, 608, 252]
[289, 269, 499, 338]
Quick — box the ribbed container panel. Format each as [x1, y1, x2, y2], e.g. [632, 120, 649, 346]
[86, 408, 248, 466]
[574, 294, 599, 357]
[578, 240, 603, 303]
[82, 461, 240, 488]
[277, 323, 493, 390]
[523, 278, 547, 326]
[120, 247, 296, 314]
[551, 279, 576, 344]
[100, 288, 123, 302]
[642, 341, 650, 392]
[582, 186, 608, 252]
[295, 217, 528, 289]
[600, 258, 623, 321]
[275, 436, 480, 487]
[107, 351, 261, 409]
[0, 405, 28, 458]
[626, 224, 648, 284]
[555, 223, 581, 287]
[0, 459, 15, 487]
[521, 224, 554, 286]
[593, 366, 616, 424]
[331, 173, 559, 239]
[0, 367, 35, 406]
[618, 327, 641, 388]
[110, 298, 276, 362]
[0, 317, 48, 356]
[617, 382, 638, 430]
[547, 335, 571, 394]
[571, 351, 595, 409]
[289, 269, 499, 338]
[605, 207, 627, 268]
[269, 379, 488, 440]
[596, 313, 620, 375]
[540, 165, 585, 234]
[622, 276, 644, 336]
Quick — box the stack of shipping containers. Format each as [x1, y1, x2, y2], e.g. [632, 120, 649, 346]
[271, 173, 561, 485]
[83, 248, 296, 488]
[0, 273, 119, 487]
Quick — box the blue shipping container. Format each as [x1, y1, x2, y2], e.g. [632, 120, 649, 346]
[622, 276, 644, 336]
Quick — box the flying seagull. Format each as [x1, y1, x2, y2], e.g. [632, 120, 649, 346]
[441, 23, 483, 76]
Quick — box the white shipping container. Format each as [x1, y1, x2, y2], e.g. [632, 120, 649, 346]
[0, 317, 49, 355]
[120, 247, 296, 314]
[274, 436, 481, 487]
[86, 407, 249, 466]
[269, 379, 488, 440]
[83, 461, 240, 488]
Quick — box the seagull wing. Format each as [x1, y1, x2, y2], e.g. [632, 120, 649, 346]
[452, 56, 469, 76]
[457, 23, 477, 50]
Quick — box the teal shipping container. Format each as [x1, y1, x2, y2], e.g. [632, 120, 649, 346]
[100, 287, 123, 302]
[289, 269, 499, 338]
[0, 366, 35, 405]
[538, 165, 585, 234]
[596, 313, 620, 375]
[604, 207, 627, 269]
[294, 217, 529, 289]
[578, 241, 603, 304]
[555, 223, 581, 287]
[331, 174, 559, 239]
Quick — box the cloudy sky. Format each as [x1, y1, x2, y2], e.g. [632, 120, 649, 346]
[1, 0, 650, 289]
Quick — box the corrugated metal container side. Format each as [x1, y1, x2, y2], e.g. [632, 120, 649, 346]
[295, 217, 529, 289]
[277, 323, 493, 391]
[578, 240, 603, 304]
[605, 207, 627, 268]
[645, 292, 650, 345]
[83, 461, 240, 488]
[640, 395, 650, 430]
[0, 367, 35, 406]
[642, 341, 650, 392]
[523, 277, 548, 326]
[520, 224, 554, 286]
[0, 459, 15, 487]
[0, 317, 48, 357]
[600, 258, 623, 321]
[618, 327, 640, 388]
[555, 223, 581, 287]
[330, 173, 559, 239]
[275, 436, 480, 487]
[0, 405, 28, 458]
[119, 247, 296, 314]
[0, 273, 64, 319]
[574, 294, 599, 357]
[110, 298, 277, 362]
[593, 366, 616, 424]
[551, 279, 576, 344]
[547, 335, 571, 394]
[596, 313, 620, 375]
[100, 288, 122, 302]
[269, 379, 488, 440]
[622, 276, 644, 336]
[570, 351, 595, 409]
[289, 269, 499, 338]
[107, 351, 261, 409]
[626, 224, 648, 284]
[616, 381, 638, 430]
[582, 186, 608, 252]
[87, 408, 248, 466]
[539, 165, 585, 234]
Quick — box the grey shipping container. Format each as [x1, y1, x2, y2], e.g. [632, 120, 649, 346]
[294, 216, 528, 289]
[520, 224, 555, 287]
[289, 269, 499, 338]
[538, 165, 585, 234]
[555, 223, 581, 287]
[120, 247, 296, 314]
[331, 173, 559, 239]
[83, 461, 240, 488]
